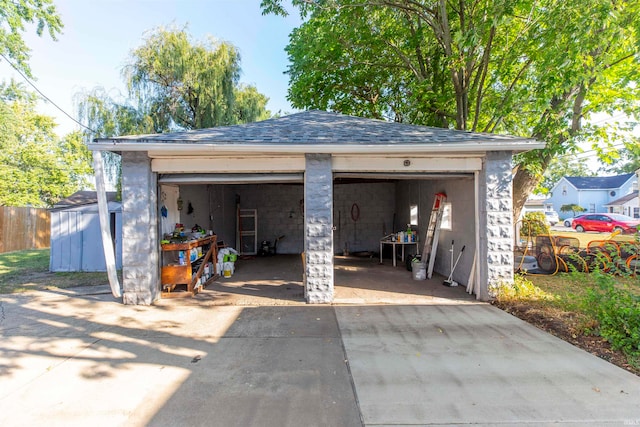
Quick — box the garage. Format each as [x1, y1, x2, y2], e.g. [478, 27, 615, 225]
[89, 110, 543, 305]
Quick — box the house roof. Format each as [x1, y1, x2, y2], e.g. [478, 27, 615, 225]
[565, 173, 635, 190]
[89, 110, 544, 155]
[604, 190, 639, 207]
[51, 191, 118, 211]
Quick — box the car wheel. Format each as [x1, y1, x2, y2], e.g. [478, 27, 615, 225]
[576, 225, 585, 232]
[564, 220, 571, 227]
[613, 226, 624, 233]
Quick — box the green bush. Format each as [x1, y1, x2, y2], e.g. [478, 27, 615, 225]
[520, 211, 551, 237]
[583, 272, 640, 367]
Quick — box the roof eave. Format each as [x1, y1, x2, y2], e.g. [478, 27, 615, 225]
[88, 141, 545, 155]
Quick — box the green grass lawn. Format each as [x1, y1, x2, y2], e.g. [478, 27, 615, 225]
[497, 271, 640, 370]
[0, 249, 117, 294]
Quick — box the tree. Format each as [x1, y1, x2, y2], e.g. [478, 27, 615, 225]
[76, 87, 157, 194]
[0, 0, 63, 76]
[560, 204, 586, 218]
[262, 0, 640, 219]
[76, 27, 271, 188]
[123, 27, 270, 131]
[0, 81, 92, 207]
[599, 139, 640, 174]
[537, 155, 596, 195]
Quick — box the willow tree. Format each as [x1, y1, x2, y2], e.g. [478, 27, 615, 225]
[123, 27, 269, 131]
[262, 0, 640, 219]
[76, 27, 271, 190]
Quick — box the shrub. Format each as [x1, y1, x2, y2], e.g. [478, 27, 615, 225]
[520, 212, 551, 237]
[583, 271, 640, 367]
[494, 274, 556, 302]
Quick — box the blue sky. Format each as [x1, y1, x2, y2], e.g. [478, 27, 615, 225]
[1, 0, 302, 136]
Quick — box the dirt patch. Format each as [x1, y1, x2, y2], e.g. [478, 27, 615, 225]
[493, 300, 639, 377]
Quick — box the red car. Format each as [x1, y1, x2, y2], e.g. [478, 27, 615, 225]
[571, 213, 640, 234]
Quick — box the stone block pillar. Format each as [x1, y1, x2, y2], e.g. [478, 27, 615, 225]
[304, 154, 334, 303]
[121, 152, 160, 305]
[478, 151, 514, 300]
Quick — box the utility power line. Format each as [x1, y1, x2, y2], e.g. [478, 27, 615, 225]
[0, 52, 95, 134]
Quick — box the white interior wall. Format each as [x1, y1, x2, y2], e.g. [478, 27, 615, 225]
[159, 185, 180, 236]
[396, 177, 475, 285]
[432, 177, 476, 285]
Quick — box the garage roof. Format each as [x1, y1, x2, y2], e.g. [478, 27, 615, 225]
[89, 110, 544, 154]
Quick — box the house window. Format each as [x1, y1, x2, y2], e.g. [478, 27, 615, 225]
[410, 204, 418, 226]
[634, 207, 639, 218]
[440, 202, 452, 230]
[589, 203, 595, 213]
[562, 185, 567, 196]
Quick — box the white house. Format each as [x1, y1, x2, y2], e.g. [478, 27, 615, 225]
[546, 173, 637, 219]
[604, 190, 639, 218]
[88, 111, 543, 305]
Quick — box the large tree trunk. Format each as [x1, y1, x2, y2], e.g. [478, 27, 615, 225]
[512, 167, 538, 222]
[512, 152, 552, 221]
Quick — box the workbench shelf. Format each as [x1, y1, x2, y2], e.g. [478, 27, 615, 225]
[161, 235, 219, 298]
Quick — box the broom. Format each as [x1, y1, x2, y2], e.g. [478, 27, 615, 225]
[444, 245, 465, 287]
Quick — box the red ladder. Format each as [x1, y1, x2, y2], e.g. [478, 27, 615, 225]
[422, 192, 446, 279]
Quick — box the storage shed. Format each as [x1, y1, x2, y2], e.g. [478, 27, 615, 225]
[49, 191, 123, 272]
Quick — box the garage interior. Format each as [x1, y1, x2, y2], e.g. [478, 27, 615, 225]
[159, 173, 478, 303]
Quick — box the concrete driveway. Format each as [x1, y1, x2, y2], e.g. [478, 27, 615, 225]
[1, 287, 639, 426]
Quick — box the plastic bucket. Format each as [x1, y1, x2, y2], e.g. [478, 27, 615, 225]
[223, 261, 234, 278]
[412, 261, 426, 280]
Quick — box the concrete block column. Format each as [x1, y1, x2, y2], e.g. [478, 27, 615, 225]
[121, 152, 160, 305]
[478, 151, 514, 300]
[304, 154, 334, 303]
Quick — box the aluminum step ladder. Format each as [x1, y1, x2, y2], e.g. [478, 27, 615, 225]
[422, 192, 446, 279]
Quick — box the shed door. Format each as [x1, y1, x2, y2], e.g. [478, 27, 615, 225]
[50, 211, 82, 272]
[81, 213, 107, 271]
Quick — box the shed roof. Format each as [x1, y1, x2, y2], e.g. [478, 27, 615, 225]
[51, 191, 118, 211]
[565, 173, 635, 190]
[89, 110, 543, 154]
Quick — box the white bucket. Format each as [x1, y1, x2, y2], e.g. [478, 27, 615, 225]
[223, 261, 234, 278]
[412, 261, 426, 280]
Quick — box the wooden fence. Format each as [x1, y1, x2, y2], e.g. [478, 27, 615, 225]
[0, 207, 50, 253]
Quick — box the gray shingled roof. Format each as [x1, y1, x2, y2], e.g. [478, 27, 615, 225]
[51, 191, 118, 211]
[93, 110, 535, 146]
[604, 190, 639, 206]
[565, 173, 635, 190]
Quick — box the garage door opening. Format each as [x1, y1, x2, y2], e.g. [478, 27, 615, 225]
[157, 171, 477, 303]
[158, 175, 306, 298]
[331, 174, 477, 303]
